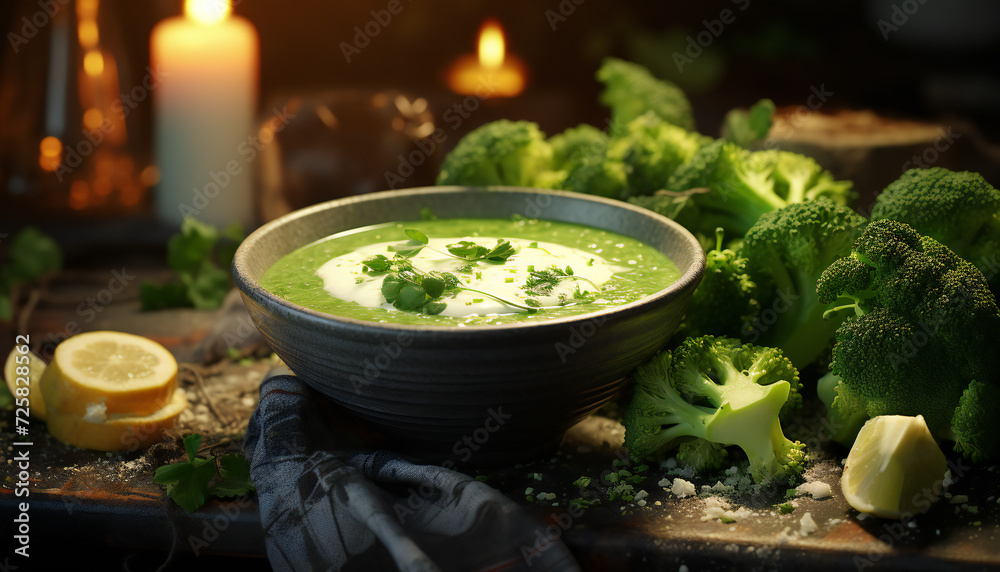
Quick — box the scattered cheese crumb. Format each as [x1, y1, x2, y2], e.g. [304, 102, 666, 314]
[671, 478, 696, 498]
[799, 512, 818, 536]
[796, 481, 833, 499]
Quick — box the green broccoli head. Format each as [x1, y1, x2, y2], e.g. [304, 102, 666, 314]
[547, 124, 628, 199]
[951, 379, 1000, 464]
[871, 167, 1000, 294]
[818, 219, 1000, 457]
[549, 124, 607, 169]
[665, 140, 787, 239]
[622, 336, 806, 483]
[760, 150, 854, 206]
[597, 57, 695, 131]
[741, 198, 869, 368]
[608, 112, 711, 197]
[677, 228, 760, 341]
[436, 120, 557, 188]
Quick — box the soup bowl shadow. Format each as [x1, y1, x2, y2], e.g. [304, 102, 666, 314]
[233, 186, 705, 466]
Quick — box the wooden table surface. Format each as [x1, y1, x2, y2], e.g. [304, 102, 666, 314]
[2, 261, 999, 571]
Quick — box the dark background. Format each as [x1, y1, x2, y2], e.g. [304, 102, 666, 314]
[3, 0, 1000, 140]
[1, 0, 999, 228]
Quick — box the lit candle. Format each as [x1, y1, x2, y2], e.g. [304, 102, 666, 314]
[151, 0, 258, 229]
[446, 19, 525, 98]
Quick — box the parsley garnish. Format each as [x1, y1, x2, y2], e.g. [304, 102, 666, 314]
[386, 228, 516, 263]
[363, 253, 537, 314]
[140, 217, 243, 310]
[154, 434, 255, 513]
[522, 265, 601, 298]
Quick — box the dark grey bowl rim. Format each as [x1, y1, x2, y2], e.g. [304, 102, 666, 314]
[233, 186, 706, 338]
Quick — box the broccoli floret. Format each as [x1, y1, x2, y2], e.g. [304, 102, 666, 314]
[622, 336, 806, 483]
[818, 219, 1000, 459]
[870, 167, 1000, 295]
[436, 120, 558, 188]
[764, 150, 854, 205]
[676, 438, 730, 472]
[741, 198, 869, 368]
[597, 57, 695, 131]
[677, 228, 760, 341]
[609, 112, 711, 197]
[550, 124, 608, 169]
[664, 140, 786, 239]
[951, 379, 1000, 463]
[721, 98, 776, 149]
[547, 124, 628, 199]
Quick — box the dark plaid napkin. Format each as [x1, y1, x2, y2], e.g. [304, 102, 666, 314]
[243, 369, 580, 572]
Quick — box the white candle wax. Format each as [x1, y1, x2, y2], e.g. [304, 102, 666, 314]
[151, 7, 258, 229]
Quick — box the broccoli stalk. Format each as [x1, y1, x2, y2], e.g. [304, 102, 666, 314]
[623, 336, 806, 483]
[741, 198, 868, 369]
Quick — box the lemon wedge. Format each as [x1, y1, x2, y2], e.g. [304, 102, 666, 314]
[45, 389, 188, 452]
[841, 415, 948, 518]
[4, 347, 47, 420]
[40, 331, 178, 417]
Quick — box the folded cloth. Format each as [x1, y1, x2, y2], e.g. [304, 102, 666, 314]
[243, 370, 581, 572]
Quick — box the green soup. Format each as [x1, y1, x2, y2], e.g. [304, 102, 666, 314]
[260, 217, 681, 326]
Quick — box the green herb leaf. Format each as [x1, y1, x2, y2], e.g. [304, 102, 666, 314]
[363, 254, 392, 273]
[208, 454, 256, 498]
[405, 228, 430, 244]
[381, 275, 405, 302]
[421, 273, 447, 298]
[395, 284, 427, 311]
[485, 239, 515, 261]
[154, 434, 255, 513]
[446, 240, 489, 260]
[143, 217, 244, 311]
[387, 243, 424, 258]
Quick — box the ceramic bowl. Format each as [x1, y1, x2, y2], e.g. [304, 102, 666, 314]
[233, 186, 705, 465]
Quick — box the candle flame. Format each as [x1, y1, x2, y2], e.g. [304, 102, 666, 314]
[39, 136, 62, 172]
[478, 19, 505, 69]
[185, 0, 231, 25]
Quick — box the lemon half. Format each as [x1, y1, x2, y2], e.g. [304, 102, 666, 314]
[4, 348, 47, 420]
[841, 415, 948, 518]
[40, 331, 178, 417]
